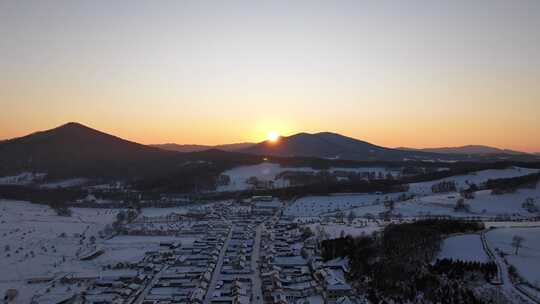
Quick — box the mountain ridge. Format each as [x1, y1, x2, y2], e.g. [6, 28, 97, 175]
[0, 122, 181, 179]
[2, 123, 538, 181]
[152, 142, 255, 153]
[397, 145, 528, 155]
[239, 131, 442, 161]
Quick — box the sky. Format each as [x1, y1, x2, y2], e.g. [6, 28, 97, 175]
[1, 0, 539, 152]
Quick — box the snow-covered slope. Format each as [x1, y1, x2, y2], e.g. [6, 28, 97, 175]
[0, 172, 46, 185]
[218, 163, 397, 191]
[409, 167, 539, 195]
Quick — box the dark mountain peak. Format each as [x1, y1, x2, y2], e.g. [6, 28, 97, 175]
[241, 131, 409, 160]
[0, 122, 175, 178]
[9, 121, 137, 149]
[60, 121, 87, 129]
[48, 122, 101, 136]
[285, 132, 313, 139]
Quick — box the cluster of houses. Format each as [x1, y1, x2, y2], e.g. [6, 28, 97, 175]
[209, 223, 255, 304]
[259, 216, 366, 304]
[26, 196, 368, 304]
[141, 223, 229, 304]
[26, 207, 232, 304]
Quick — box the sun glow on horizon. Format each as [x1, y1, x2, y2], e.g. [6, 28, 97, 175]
[267, 131, 280, 143]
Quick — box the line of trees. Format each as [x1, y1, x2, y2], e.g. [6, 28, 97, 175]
[431, 258, 498, 281]
[487, 172, 540, 194]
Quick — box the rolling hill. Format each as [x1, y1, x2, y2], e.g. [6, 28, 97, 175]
[1, 124, 538, 184]
[0, 123, 267, 188]
[398, 145, 527, 155]
[239, 132, 444, 161]
[0, 122, 183, 179]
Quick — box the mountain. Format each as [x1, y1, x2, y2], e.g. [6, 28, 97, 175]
[239, 132, 444, 161]
[0, 122, 185, 179]
[153, 142, 254, 153]
[398, 145, 527, 155]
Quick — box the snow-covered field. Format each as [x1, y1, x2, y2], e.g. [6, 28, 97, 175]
[40, 178, 89, 189]
[139, 207, 189, 217]
[284, 167, 540, 219]
[285, 193, 403, 217]
[370, 184, 540, 219]
[0, 200, 122, 302]
[437, 234, 489, 262]
[95, 235, 196, 265]
[409, 167, 539, 195]
[306, 222, 382, 239]
[218, 163, 398, 191]
[0, 172, 46, 185]
[486, 227, 540, 284]
[0, 200, 203, 302]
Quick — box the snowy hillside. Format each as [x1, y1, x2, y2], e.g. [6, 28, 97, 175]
[284, 193, 403, 217]
[218, 162, 398, 191]
[0, 172, 46, 185]
[409, 167, 539, 195]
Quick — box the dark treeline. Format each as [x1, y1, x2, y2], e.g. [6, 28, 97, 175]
[321, 220, 486, 303]
[401, 161, 540, 184]
[431, 258, 498, 282]
[0, 185, 187, 209]
[485, 172, 540, 193]
[191, 179, 410, 202]
[133, 158, 540, 193]
[0, 185, 85, 206]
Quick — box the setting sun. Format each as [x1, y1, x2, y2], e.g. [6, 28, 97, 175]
[267, 131, 280, 143]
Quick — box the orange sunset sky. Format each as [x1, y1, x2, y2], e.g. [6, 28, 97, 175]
[1, 1, 539, 152]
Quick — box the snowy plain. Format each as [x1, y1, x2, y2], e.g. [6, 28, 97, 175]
[486, 227, 540, 285]
[437, 234, 489, 263]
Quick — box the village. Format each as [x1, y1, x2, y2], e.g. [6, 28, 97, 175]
[0, 189, 378, 304]
[2, 165, 540, 303]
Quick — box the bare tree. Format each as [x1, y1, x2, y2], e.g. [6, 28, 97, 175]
[335, 210, 344, 223]
[347, 211, 356, 225]
[512, 235, 525, 255]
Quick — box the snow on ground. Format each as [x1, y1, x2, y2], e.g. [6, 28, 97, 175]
[0, 200, 201, 301]
[288, 181, 540, 219]
[484, 221, 540, 229]
[218, 163, 397, 191]
[412, 184, 540, 218]
[285, 167, 540, 219]
[0, 172, 46, 185]
[392, 198, 464, 218]
[306, 222, 382, 238]
[218, 163, 314, 191]
[39, 178, 89, 189]
[437, 234, 489, 262]
[409, 167, 539, 195]
[0, 200, 121, 299]
[467, 188, 540, 217]
[139, 207, 189, 217]
[91, 235, 197, 267]
[486, 227, 540, 285]
[285, 193, 403, 217]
